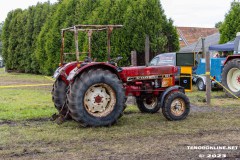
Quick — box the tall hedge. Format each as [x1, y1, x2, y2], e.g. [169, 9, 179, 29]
[0, 22, 3, 56]
[220, 2, 240, 43]
[1, 2, 55, 72]
[2, 0, 179, 75]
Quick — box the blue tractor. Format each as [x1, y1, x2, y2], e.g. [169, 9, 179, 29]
[193, 32, 240, 97]
[193, 57, 226, 91]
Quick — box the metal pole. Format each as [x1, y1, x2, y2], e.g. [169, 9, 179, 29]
[145, 35, 150, 66]
[74, 26, 79, 62]
[202, 37, 211, 105]
[107, 27, 113, 61]
[60, 30, 65, 65]
[88, 30, 93, 58]
[131, 51, 137, 66]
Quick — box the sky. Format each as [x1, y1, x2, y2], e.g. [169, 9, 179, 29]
[0, 0, 58, 22]
[0, 0, 233, 28]
[161, 0, 232, 28]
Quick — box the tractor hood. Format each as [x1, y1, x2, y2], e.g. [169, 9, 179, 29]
[119, 65, 178, 82]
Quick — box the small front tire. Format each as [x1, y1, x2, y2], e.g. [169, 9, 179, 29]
[136, 95, 160, 113]
[162, 91, 190, 121]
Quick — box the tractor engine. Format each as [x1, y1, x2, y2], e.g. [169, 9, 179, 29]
[118, 65, 178, 97]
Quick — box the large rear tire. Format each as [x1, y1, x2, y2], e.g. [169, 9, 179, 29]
[136, 95, 160, 113]
[222, 59, 240, 97]
[67, 69, 125, 127]
[52, 78, 68, 115]
[162, 91, 190, 121]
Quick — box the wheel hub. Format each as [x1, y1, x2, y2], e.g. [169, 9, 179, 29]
[227, 68, 240, 92]
[84, 83, 115, 117]
[94, 95, 103, 104]
[237, 76, 240, 84]
[171, 98, 185, 116]
[143, 96, 158, 110]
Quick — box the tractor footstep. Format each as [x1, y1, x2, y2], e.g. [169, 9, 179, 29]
[51, 113, 67, 125]
[50, 113, 58, 121]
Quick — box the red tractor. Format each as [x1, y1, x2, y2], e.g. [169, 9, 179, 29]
[52, 25, 190, 126]
[221, 32, 240, 97]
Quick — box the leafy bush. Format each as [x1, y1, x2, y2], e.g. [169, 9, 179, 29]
[220, 2, 240, 43]
[1, 0, 179, 75]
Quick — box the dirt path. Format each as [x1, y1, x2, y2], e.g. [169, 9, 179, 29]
[1, 105, 240, 160]
[1, 71, 240, 160]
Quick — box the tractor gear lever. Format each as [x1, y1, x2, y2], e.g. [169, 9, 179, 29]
[109, 56, 123, 66]
[84, 56, 92, 63]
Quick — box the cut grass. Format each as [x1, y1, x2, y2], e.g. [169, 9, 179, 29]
[186, 86, 240, 107]
[0, 67, 53, 85]
[0, 71, 240, 159]
[0, 67, 4, 72]
[0, 69, 54, 121]
[0, 89, 54, 121]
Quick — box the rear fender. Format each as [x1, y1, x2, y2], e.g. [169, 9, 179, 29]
[67, 63, 119, 81]
[159, 85, 185, 108]
[53, 62, 78, 84]
[224, 56, 240, 65]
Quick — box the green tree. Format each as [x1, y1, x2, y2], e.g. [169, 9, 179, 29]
[36, 0, 78, 75]
[2, 2, 53, 72]
[1, 12, 13, 70]
[3, 0, 179, 75]
[162, 18, 179, 53]
[24, 2, 52, 73]
[87, 0, 179, 64]
[220, 2, 240, 43]
[4, 9, 23, 70]
[36, 0, 99, 74]
[0, 22, 4, 56]
[215, 21, 222, 29]
[0, 22, 3, 40]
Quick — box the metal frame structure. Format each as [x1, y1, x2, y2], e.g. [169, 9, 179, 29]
[60, 25, 123, 65]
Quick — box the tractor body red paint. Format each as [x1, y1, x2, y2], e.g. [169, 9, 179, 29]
[56, 62, 177, 97]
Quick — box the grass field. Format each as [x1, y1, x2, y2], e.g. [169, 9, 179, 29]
[0, 68, 240, 160]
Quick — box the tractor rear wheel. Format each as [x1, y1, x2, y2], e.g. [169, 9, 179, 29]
[162, 91, 190, 121]
[222, 59, 240, 97]
[67, 69, 125, 127]
[52, 78, 68, 115]
[136, 95, 160, 113]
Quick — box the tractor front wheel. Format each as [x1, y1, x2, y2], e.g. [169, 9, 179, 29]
[222, 59, 240, 97]
[67, 69, 125, 127]
[136, 96, 160, 113]
[162, 91, 190, 121]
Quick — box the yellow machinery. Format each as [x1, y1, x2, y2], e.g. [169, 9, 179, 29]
[176, 52, 195, 92]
